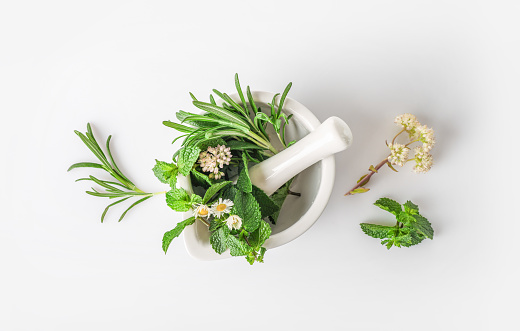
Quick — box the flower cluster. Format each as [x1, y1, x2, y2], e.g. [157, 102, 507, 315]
[388, 143, 410, 167]
[198, 145, 232, 179]
[390, 113, 435, 173]
[192, 198, 241, 230]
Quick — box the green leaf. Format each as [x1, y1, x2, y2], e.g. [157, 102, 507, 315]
[101, 197, 131, 223]
[226, 140, 264, 151]
[251, 185, 279, 219]
[411, 214, 434, 239]
[269, 179, 294, 224]
[203, 181, 232, 204]
[190, 168, 213, 188]
[209, 219, 224, 232]
[196, 138, 226, 151]
[177, 145, 201, 176]
[165, 188, 192, 212]
[397, 211, 416, 225]
[226, 235, 252, 256]
[162, 121, 196, 133]
[403, 201, 419, 215]
[210, 226, 230, 254]
[387, 162, 399, 172]
[233, 191, 262, 232]
[67, 162, 105, 172]
[374, 197, 402, 216]
[152, 160, 178, 188]
[118, 196, 152, 222]
[162, 216, 196, 253]
[190, 194, 203, 205]
[236, 153, 252, 193]
[350, 187, 370, 195]
[248, 220, 272, 249]
[369, 165, 378, 173]
[192, 101, 250, 129]
[221, 185, 238, 201]
[277, 82, 292, 116]
[360, 223, 394, 239]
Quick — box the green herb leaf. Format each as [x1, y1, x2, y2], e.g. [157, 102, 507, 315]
[248, 220, 272, 249]
[190, 168, 213, 188]
[152, 160, 178, 188]
[251, 185, 279, 219]
[411, 214, 434, 239]
[162, 121, 196, 133]
[236, 153, 252, 193]
[68, 162, 105, 172]
[226, 235, 252, 256]
[360, 223, 394, 239]
[374, 197, 402, 216]
[234, 191, 262, 232]
[269, 179, 294, 224]
[165, 188, 192, 212]
[210, 226, 230, 254]
[403, 201, 419, 215]
[177, 146, 201, 176]
[350, 187, 370, 195]
[203, 181, 232, 204]
[226, 140, 265, 151]
[162, 216, 196, 253]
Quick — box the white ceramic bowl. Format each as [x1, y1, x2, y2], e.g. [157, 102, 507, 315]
[179, 91, 336, 260]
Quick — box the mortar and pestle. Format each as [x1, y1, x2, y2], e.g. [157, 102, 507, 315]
[178, 91, 353, 260]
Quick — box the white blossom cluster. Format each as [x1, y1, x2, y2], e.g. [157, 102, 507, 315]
[198, 145, 232, 179]
[192, 198, 242, 230]
[390, 114, 435, 173]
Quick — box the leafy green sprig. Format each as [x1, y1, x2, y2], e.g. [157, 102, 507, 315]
[360, 198, 434, 249]
[68, 124, 164, 222]
[163, 74, 295, 176]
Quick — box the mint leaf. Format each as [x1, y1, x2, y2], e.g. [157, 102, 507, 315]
[190, 168, 213, 188]
[209, 219, 224, 232]
[203, 181, 232, 204]
[269, 179, 293, 224]
[411, 214, 434, 239]
[166, 188, 192, 212]
[403, 201, 419, 215]
[162, 216, 196, 253]
[221, 185, 238, 201]
[190, 194, 203, 205]
[397, 211, 416, 226]
[210, 226, 230, 254]
[227, 235, 252, 256]
[236, 153, 252, 193]
[152, 160, 178, 188]
[360, 223, 394, 239]
[234, 191, 261, 232]
[374, 197, 402, 216]
[248, 220, 272, 249]
[197, 138, 226, 151]
[252, 185, 279, 219]
[178, 145, 201, 176]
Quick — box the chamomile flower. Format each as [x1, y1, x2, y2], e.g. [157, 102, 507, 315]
[193, 203, 210, 218]
[387, 143, 410, 167]
[225, 214, 242, 230]
[210, 198, 234, 218]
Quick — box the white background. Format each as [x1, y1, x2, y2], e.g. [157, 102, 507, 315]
[1, 1, 519, 330]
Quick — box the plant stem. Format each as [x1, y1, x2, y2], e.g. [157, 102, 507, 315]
[392, 128, 406, 145]
[344, 156, 390, 196]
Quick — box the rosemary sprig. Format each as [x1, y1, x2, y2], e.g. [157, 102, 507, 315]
[68, 123, 161, 222]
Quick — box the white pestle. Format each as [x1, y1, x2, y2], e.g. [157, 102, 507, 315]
[248, 116, 353, 196]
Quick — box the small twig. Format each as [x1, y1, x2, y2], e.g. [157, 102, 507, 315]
[345, 156, 389, 196]
[287, 189, 301, 197]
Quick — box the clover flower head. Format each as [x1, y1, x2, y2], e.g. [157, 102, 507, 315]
[193, 203, 210, 218]
[394, 113, 419, 131]
[225, 214, 242, 230]
[413, 146, 433, 173]
[416, 125, 435, 151]
[198, 145, 232, 176]
[387, 143, 410, 167]
[210, 198, 234, 218]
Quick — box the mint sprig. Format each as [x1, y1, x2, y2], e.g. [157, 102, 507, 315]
[360, 198, 434, 249]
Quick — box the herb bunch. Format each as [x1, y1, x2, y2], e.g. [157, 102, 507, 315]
[70, 75, 298, 265]
[360, 198, 434, 249]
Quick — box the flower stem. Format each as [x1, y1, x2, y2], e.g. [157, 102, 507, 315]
[392, 128, 406, 145]
[344, 156, 390, 196]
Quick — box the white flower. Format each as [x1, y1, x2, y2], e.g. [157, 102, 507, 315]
[387, 143, 410, 166]
[394, 114, 419, 131]
[413, 146, 433, 173]
[225, 215, 242, 230]
[210, 198, 234, 218]
[198, 145, 232, 176]
[193, 204, 210, 218]
[416, 125, 435, 151]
